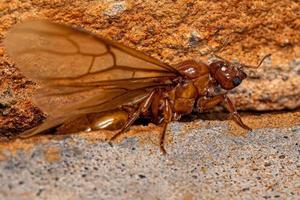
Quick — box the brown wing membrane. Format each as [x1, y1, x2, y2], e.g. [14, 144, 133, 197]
[4, 20, 179, 137]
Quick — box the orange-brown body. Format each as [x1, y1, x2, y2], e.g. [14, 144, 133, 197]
[88, 61, 210, 132]
[167, 61, 210, 116]
[4, 20, 270, 154]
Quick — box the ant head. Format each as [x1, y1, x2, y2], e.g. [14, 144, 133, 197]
[208, 54, 271, 90]
[209, 60, 247, 90]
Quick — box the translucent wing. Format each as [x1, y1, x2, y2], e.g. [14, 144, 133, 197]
[4, 20, 179, 137]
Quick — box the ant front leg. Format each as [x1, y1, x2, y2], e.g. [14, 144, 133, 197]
[110, 90, 156, 141]
[197, 94, 252, 131]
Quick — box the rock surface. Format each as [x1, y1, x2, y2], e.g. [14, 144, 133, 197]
[0, 0, 299, 137]
[0, 112, 299, 200]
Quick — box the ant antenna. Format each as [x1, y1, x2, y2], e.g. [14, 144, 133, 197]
[243, 54, 272, 69]
[210, 54, 231, 63]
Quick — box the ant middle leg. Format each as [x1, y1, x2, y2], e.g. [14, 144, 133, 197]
[159, 98, 173, 154]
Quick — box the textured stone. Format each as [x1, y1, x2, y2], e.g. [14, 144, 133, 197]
[0, 2, 299, 138]
[0, 113, 299, 200]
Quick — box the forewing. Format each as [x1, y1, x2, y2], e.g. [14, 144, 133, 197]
[4, 20, 178, 136]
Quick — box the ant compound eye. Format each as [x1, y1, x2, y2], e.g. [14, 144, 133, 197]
[221, 66, 227, 72]
[232, 76, 241, 86]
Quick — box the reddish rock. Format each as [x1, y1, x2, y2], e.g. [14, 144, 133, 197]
[0, 0, 299, 137]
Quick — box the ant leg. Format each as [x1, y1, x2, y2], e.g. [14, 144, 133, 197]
[110, 90, 156, 141]
[210, 54, 231, 63]
[198, 94, 251, 130]
[150, 91, 162, 123]
[222, 95, 252, 131]
[159, 99, 172, 154]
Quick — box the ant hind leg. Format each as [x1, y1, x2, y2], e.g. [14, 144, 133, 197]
[110, 90, 156, 141]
